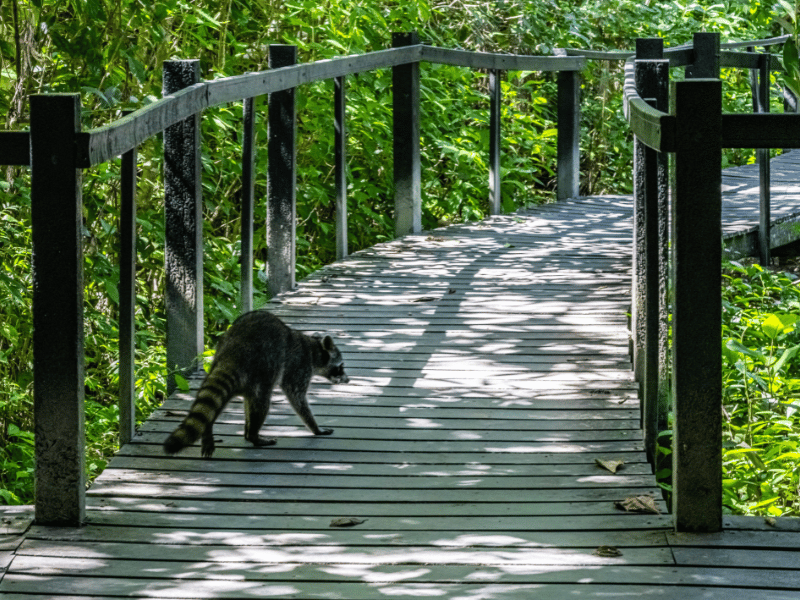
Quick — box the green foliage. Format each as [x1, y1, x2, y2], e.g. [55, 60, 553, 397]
[0, 0, 790, 505]
[721, 261, 800, 516]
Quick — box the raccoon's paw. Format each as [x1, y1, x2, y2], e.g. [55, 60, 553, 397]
[200, 435, 219, 458]
[316, 427, 334, 436]
[251, 436, 277, 447]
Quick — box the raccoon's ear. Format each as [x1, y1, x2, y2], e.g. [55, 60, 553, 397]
[322, 335, 335, 351]
[312, 332, 323, 340]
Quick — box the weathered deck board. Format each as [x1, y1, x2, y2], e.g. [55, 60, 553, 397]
[4, 192, 800, 598]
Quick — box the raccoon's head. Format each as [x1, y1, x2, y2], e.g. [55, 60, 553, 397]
[314, 334, 350, 384]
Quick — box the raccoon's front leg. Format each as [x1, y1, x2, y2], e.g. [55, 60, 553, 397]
[282, 382, 333, 436]
[244, 392, 277, 448]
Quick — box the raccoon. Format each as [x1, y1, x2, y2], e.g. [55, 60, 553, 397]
[163, 310, 349, 457]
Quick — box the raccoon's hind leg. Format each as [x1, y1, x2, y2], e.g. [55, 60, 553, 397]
[244, 389, 277, 448]
[200, 426, 216, 458]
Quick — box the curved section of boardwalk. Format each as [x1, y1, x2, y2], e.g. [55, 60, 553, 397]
[4, 196, 800, 598]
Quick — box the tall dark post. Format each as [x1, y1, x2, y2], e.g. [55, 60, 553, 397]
[633, 38, 669, 462]
[392, 31, 422, 236]
[750, 52, 771, 266]
[267, 45, 298, 296]
[119, 119, 137, 446]
[489, 69, 502, 215]
[241, 96, 255, 313]
[671, 77, 723, 533]
[31, 93, 86, 526]
[556, 69, 580, 200]
[335, 76, 348, 259]
[163, 60, 203, 394]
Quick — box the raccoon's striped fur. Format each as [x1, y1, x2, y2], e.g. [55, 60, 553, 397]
[163, 311, 349, 458]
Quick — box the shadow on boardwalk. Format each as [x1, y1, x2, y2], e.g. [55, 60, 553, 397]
[3, 194, 800, 598]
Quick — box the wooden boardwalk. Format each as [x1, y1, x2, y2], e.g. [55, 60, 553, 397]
[3, 190, 800, 598]
[722, 150, 800, 255]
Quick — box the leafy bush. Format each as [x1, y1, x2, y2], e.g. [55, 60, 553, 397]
[721, 262, 800, 516]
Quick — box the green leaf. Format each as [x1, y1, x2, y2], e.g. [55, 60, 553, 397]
[774, 344, 800, 373]
[726, 338, 765, 361]
[761, 313, 798, 339]
[174, 374, 190, 392]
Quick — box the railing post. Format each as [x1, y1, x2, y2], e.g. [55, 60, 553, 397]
[556, 68, 580, 200]
[489, 69, 502, 215]
[30, 93, 86, 526]
[671, 77, 723, 533]
[119, 114, 137, 446]
[686, 32, 721, 79]
[392, 31, 422, 236]
[163, 60, 203, 394]
[267, 45, 298, 296]
[241, 97, 255, 313]
[633, 38, 670, 463]
[749, 51, 771, 266]
[335, 76, 348, 259]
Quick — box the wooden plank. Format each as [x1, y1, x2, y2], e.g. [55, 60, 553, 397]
[114, 443, 647, 467]
[7, 561, 800, 597]
[23, 526, 669, 548]
[85, 494, 655, 516]
[15, 540, 673, 565]
[137, 422, 640, 443]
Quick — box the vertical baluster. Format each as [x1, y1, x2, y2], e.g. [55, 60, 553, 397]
[163, 60, 203, 393]
[241, 96, 255, 313]
[267, 45, 298, 297]
[335, 75, 348, 259]
[392, 31, 422, 236]
[489, 69, 502, 215]
[119, 112, 137, 446]
[31, 93, 86, 526]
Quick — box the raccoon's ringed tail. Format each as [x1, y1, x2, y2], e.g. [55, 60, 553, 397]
[163, 367, 239, 455]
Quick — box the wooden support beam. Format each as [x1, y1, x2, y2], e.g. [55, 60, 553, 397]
[267, 45, 298, 297]
[30, 93, 86, 526]
[556, 69, 580, 200]
[119, 114, 137, 446]
[489, 69, 502, 215]
[241, 96, 255, 313]
[632, 39, 670, 464]
[671, 78, 723, 533]
[335, 76, 348, 259]
[163, 60, 204, 394]
[392, 31, 422, 236]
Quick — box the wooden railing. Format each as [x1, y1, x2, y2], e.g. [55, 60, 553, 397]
[0, 33, 585, 526]
[623, 32, 799, 532]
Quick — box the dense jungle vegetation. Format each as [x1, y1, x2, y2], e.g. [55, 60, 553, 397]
[1, 0, 798, 514]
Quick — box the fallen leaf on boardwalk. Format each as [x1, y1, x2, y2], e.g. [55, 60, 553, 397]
[595, 459, 625, 474]
[330, 517, 368, 528]
[411, 296, 438, 303]
[765, 517, 777, 527]
[593, 545, 622, 557]
[614, 495, 661, 514]
[164, 410, 187, 417]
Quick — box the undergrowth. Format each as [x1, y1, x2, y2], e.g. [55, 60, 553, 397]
[720, 259, 800, 516]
